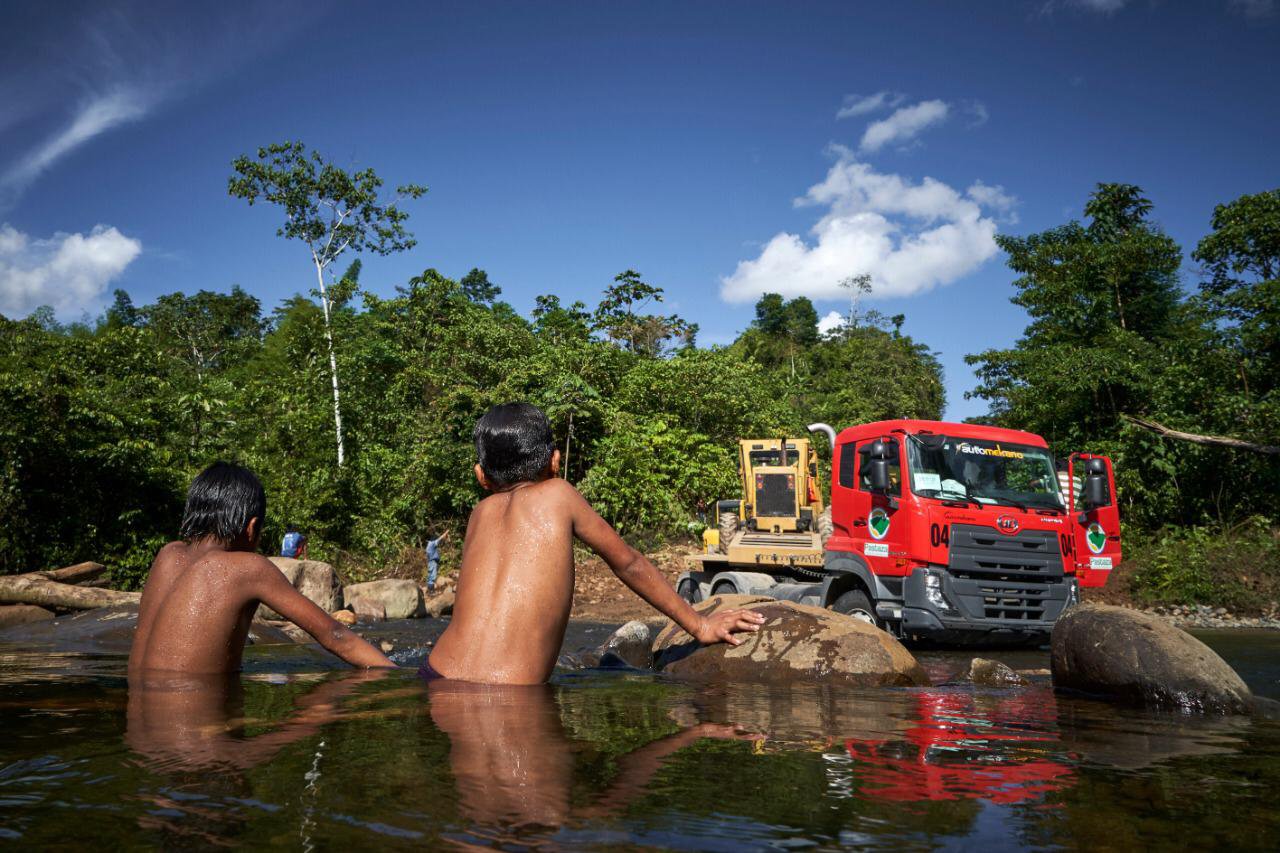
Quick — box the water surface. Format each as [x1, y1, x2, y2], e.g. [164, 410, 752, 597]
[2, 623, 1278, 850]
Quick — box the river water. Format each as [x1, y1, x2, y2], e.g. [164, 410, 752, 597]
[1, 621, 1278, 850]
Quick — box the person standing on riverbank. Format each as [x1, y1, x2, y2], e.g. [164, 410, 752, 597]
[280, 524, 308, 560]
[425, 529, 449, 592]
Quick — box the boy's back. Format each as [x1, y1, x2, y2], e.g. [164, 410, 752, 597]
[429, 478, 578, 684]
[428, 402, 764, 685]
[131, 541, 283, 673]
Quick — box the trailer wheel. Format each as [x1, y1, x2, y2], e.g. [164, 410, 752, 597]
[677, 578, 703, 604]
[717, 512, 739, 555]
[831, 589, 881, 628]
[817, 506, 834, 548]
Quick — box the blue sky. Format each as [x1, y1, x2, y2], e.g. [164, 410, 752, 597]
[2, 0, 1277, 420]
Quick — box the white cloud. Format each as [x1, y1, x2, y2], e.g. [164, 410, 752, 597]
[2, 88, 154, 196]
[719, 146, 1010, 304]
[964, 100, 989, 128]
[0, 224, 142, 317]
[836, 91, 903, 120]
[860, 100, 949, 153]
[966, 180, 1018, 221]
[817, 310, 846, 336]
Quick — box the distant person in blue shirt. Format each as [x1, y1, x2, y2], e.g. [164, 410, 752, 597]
[425, 529, 449, 592]
[280, 525, 308, 560]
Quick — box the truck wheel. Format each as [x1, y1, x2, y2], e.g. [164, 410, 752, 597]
[718, 512, 739, 555]
[677, 578, 702, 604]
[817, 506, 834, 548]
[831, 589, 881, 628]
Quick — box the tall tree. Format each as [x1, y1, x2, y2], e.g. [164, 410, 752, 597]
[459, 267, 502, 304]
[228, 141, 426, 466]
[594, 270, 695, 356]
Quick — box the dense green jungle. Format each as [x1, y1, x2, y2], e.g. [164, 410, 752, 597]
[2, 163, 1276, 609]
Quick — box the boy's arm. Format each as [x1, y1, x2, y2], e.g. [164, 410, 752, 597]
[252, 562, 395, 667]
[564, 483, 764, 645]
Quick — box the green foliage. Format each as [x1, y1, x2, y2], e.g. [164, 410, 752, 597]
[1126, 518, 1280, 610]
[968, 182, 1280, 529]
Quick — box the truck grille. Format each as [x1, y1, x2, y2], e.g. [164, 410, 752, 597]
[947, 524, 1063, 622]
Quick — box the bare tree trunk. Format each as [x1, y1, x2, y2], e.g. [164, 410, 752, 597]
[0, 575, 140, 609]
[33, 562, 106, 584]
[314, 257, 346, 467]
[1123, 415, 1279, 455]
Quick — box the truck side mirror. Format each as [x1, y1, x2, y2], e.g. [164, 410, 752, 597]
[868, 459, 891, 492]
[1083, 458, 1110, 508]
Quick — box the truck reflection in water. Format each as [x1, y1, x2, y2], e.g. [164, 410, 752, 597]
[838, 690, 1075, 804]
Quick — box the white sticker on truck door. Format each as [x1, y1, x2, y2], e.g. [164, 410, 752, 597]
[1089, 556, 1113, 570]
[864, 543, 889, 558]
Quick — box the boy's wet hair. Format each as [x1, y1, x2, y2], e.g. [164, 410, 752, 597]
[179, 461, 267, 543]
[473, 403, 554, 489]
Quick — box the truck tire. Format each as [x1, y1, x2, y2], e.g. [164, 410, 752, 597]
[831, 588, 881, 629]
[677, 578, 702, 604]
[718, 512, 739, 555]
[817, 506, 834, 548]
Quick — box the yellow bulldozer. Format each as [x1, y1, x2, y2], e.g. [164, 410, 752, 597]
[685, 435, 833, 600]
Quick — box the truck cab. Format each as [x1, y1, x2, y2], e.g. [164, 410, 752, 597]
[824, 420, 1120, 644]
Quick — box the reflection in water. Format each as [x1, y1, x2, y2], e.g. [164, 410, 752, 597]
[427, 678, 752, 836]
[126, 669, 391, 773]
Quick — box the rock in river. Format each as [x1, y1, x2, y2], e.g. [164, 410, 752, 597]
[1051, 603, 1253, 713]
[598, 620, 655, 670]
[343, 579, 424, 621]
[968, 657, 1028, 687]
[0, 604, 55, 629]
[651, 595, 928, 687]
[256, 557, 343, 621]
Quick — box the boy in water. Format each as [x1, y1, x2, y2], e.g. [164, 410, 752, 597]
[426, 403, 765, 684]
[130, 462, 394, 674]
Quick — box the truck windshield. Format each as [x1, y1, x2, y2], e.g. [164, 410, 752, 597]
[905, 435, 1064, 511]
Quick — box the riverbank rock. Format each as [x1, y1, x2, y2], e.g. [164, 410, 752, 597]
[343, 579, 424, 621]
[332, 609, 357, 626]
[422, 586, 455, 619]
[968, 657, 1028, 687]
[1051, 603, 1253, 713]
[598, 620, 655, 670]
[651, 595, 928, 687]
[256, 558, 342, 621]
[0, 605, 55, 629]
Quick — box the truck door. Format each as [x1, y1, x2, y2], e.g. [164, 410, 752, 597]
[853, 437, 908, 577]
[1069, 454, 1121, 587]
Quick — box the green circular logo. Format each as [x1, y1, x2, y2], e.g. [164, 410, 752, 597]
[868, 508, 890, 540]
[1086, 522, 1107, 554]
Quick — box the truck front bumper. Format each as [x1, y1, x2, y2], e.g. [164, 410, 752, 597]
[900, 567, 1075, 646]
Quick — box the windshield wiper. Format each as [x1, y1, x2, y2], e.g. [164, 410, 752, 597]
[927, 489, 985, 510]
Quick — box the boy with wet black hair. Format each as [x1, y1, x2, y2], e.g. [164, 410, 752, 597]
[426, 402, 764, 684]
[130, 461, 394, 674]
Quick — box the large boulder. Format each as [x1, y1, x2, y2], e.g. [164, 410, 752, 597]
[1051, 603, 1253, 713]
[343, 579, 423, 621]
[256, 558, 343, 620]
[651, 595, 928, 687]
[422, 586, 455, 619]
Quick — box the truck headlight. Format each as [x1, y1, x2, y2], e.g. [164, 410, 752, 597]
[924, 570, 957, 615]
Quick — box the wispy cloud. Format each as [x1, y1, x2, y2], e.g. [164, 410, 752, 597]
[0, 3, 323, 209]
[719, 145, 1012, 304]
[837, 91, 904, 120]
[0, 223, 142, 318]
[3, 88, 156, 197]
[860, 100, 950, 153]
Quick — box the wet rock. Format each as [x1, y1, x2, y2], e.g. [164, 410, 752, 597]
[0, 604, 56, 629]
[597, 620, 654, 670]
[422, 586, 455, 619]
[248, 620, 303, 645]
[1051, 603, 1253, 713]
[968, 658, 1028, 687]
[256, 558, 343, 621]
[331, 609, 357, 626]
[343, 579, 424, 621]
[379, 640, 394, 654]
[651, 595, 928, 688]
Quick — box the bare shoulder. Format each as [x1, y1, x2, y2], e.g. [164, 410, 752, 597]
[535, 476, 585, 505]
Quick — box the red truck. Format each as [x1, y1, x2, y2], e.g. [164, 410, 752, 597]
[679, 420, 1121, 645]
